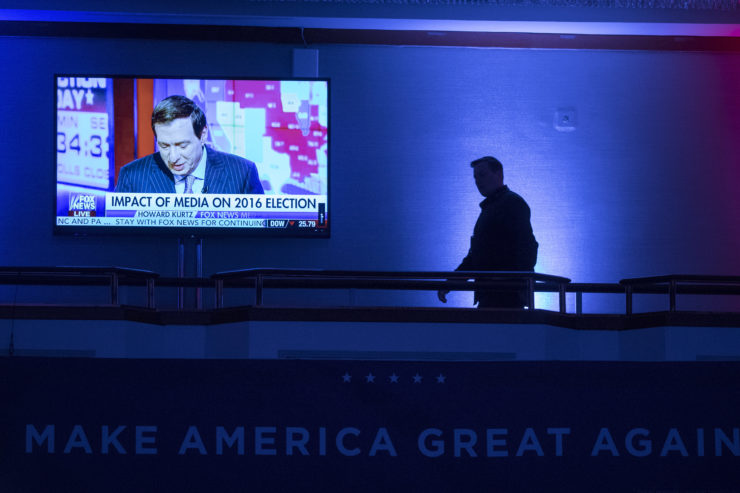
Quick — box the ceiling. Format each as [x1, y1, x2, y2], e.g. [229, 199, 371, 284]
[2, 1, 739, 50]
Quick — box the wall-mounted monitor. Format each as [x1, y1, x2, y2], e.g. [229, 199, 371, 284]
[54, 76, 329, 237]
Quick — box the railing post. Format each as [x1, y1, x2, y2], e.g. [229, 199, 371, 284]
[559, 283, 566, 313]
[527, 276, 535, 310]
[215, 279, 224, 309]
[255, 274, 264, 306]
[110, 271, 119, 305]
[147, 277, 155, 309]
[669, 279, 677, 312]
[625, 285, 633, 315]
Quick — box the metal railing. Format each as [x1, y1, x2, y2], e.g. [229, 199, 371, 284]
[211, 269, 571, 311]
[2, 267, 740, 319]
[0, 266, 158, 308]
[620, 275, 740, 314]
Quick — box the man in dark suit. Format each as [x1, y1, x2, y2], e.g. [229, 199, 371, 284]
[115, 95, 264, 194]
[438, 156, 538, 308]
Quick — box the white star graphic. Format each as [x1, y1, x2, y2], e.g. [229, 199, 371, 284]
[342, 372, 351, 383]
[436, 374, 446, 383]
[389, 373, 399, 383]
[365, 372, 376, 383]
[84, 89, 94, 105]
[413, 373, 423, 384]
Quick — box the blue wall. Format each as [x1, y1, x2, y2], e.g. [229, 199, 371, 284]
[1, 36, 740, 311]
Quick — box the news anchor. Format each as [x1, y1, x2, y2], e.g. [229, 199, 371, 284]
[114, 95, 264, 194]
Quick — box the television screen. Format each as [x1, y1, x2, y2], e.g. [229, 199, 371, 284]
[54, 76, 329, 236]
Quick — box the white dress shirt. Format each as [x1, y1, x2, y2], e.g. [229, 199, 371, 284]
[174, 147, 208, 194]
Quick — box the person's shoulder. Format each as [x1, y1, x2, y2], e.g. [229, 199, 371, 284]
[120, 153, 158, 171]
[501, 187, 532, 210]
[208, 148, 255, 167]
[501, 186, 526, 201]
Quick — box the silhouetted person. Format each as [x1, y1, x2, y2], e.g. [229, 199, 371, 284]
[438, 156, 538, 308]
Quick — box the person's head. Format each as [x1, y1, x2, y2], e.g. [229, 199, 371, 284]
[151, 95, 208, 176]
[471, 156, 504, 197]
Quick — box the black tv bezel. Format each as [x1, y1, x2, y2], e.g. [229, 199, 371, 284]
[53, 74, 330, 238]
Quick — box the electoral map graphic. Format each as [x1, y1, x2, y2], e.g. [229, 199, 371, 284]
[153, 79, 329, 196]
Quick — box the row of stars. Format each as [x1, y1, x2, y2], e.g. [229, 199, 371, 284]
[342, 372, 446, 384]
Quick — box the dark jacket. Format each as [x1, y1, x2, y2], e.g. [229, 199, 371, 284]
[457, 185, 538, 307]
[115, 148, 264, 194]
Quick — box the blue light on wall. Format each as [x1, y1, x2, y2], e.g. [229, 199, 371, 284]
[1, 36, 739, 313]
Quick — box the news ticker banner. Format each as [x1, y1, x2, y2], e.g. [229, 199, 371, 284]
[2, 358, 739, 492]
[56, 193, 328, 229]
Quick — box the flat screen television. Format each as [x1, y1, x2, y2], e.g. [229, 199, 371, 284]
[54, 76, 329, 237]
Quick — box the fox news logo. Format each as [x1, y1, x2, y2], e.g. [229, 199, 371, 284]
[69, 194, 97, 217]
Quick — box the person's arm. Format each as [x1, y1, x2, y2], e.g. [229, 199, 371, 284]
[246, 161, 264, 194]
[506, 199, 537, 270]
[439, 247, 475, 303]
[114, 167, 131, 193]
